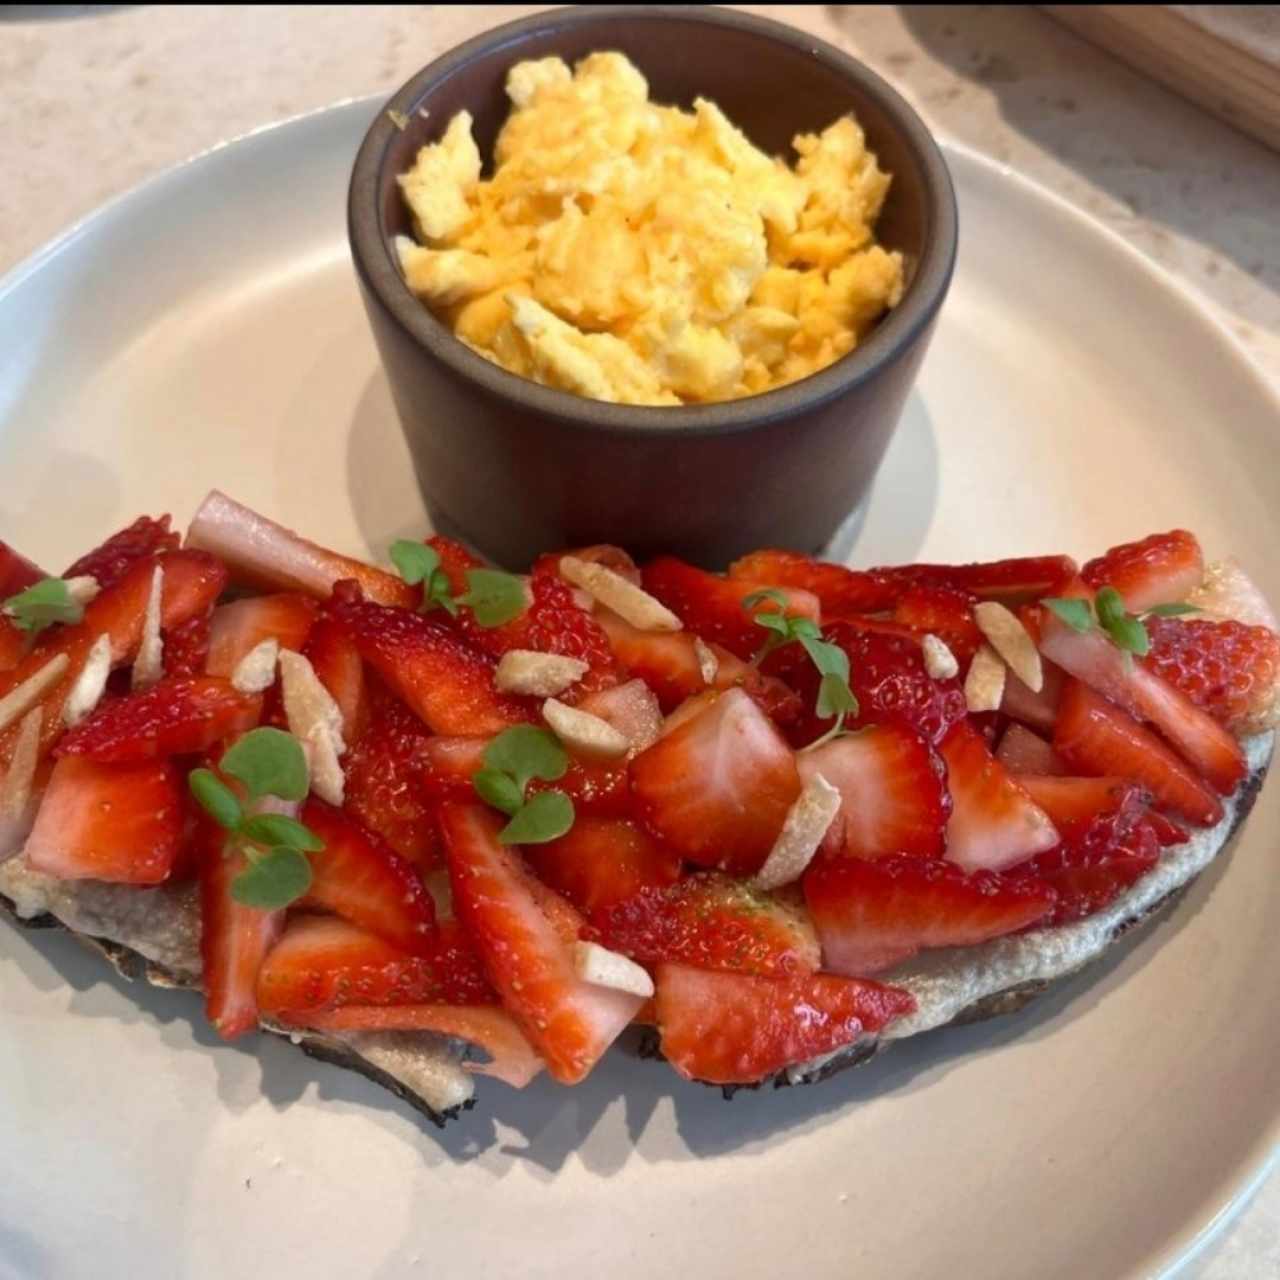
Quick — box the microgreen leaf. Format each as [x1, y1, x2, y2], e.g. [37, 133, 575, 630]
[816, 672, 859, 721]
[220, 727, 309, 802]
[789, 617, 821, 641]
[188, 768, 243, 831]
[482, 725, 568, 793]
[231, 847, 313, 910]
[390, 539, 440, 586]
[1042, 597, 1094, 633]
[3, 578, 83, 634]
[458, 569, 527, 628]
[498, 789, 575, 845]
[1145, 602, 1199, 617]
[1094, 586, 1127, 629]
[240, 813, 325, 853]
[800, 636, 849, 680]
[473, 767, 525, 816]
[753, 612, 793, 638]
[1105, 615, 1151, 657]
[742, 588, 788, 611]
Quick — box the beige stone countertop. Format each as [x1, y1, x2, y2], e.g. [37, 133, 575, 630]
[0, 5, 1276, 1276]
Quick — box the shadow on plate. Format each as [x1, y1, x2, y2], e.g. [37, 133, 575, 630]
[0, 5, 132, 20]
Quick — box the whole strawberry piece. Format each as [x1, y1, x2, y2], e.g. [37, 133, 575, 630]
[1082, 530, 1203, 613]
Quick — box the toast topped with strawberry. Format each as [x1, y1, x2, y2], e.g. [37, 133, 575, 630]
[0, 500, 1273, 1121]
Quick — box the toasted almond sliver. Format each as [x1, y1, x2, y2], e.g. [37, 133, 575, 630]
[753, 773, 842, 892]
[131, 565, 165, 690]
[921, 633, 959, 681]
[279, 650, 346, 755]
[542, 697, 631, 761]
[0, 652, 70, 734]
[63, 633, 112, 726]
[693, 636, 719, 685]
[973, 601, 1043, 693]
[573, 940, 654, 998]
[302, 726, 345, 806]
[964, 643, 1007, 713]
[494, 649, 589, 697]
[559, 556, 681, 633]
[231, 638, 280, 695]
[63, 576, 101, 607]
[0, 707, 43, 816]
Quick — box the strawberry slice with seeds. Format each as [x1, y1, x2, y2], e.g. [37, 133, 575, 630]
[654, 963, 914, 1085]
[343, 682, 440, 867]
[1015, 775, 1148, 837]
[55, 675, 262, 764]
[205, 593, 318, 677]
[441, 803, 643, 1084]
[1143, 809, 1189, 846]
[1052, 678, 1223, 826]
[995, 723, 1067, 775]
[256, 915, 494, 1016]
[63, 515, 180, 590]
[999, 661, 1065, 735]
[799, 724, 950, 859]
[890, 584, 983, 664]
[804, 853, 1057, 975]
[162, 612, 213, 677]
[299, 799, 437, 955]
[939, 721, 1060, 871]
[1144, 615, 1280, 736]
[869, 555, 1079, 605]
[0, 539, 46, 596]
[0, 619, 26, 672]
[590, 871, 819, 977]
[1082, 530, 1204, 613]
[303, 615, 368, 744]
[330, 596, 529, 736]
[25, 755, 183, 883]
[728, 549, 899, 614]
[629, 688, 802, 876]
[200, 828, 283, 1039]
[525, 816, 681, 914]
[641, 556, 821, 660]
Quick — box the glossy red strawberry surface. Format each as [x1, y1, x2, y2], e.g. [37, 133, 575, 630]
[63, 515, 180, 590]
[1081, 530, 1203, 613]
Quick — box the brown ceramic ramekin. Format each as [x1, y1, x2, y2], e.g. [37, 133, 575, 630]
[348, 5, 957, 569]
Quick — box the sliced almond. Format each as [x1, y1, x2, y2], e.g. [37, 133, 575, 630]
[279, 649, 346, 805]
[693, 636, 719, 685]
[559, 556, 681, 632]
[0, 652, 70, 734]
[921, 633, 959, 681]
[301, 726, 345, 807]
[542, 697, 631, 761]
[494, 649, 589, 697]
[131, 565, 165, 690]
[230, 638, 280, 695]
[63, 576, 101, 607]
[63, 633, 112, 726]
[753, 773, 842, 892]
[572, 940, 655, 999]
[0, 707, 42, 816]
[964, 643, 1007, 713]
[973, 601, 1043, 693]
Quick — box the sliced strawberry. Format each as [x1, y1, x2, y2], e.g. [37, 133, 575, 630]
[708, 646, 805, 726]
[1082, 530, 1204, 613]
[804, 853, 1057, 974]
[939, 721, 1059, 871]
[641, 556, 821, 660]
[1053, 679, 1223, 826]
[162, 612, 213, 677]
[330, 596, 528, 736]
[343, 682, 440, 867]
[298, 799, 437, 954]
[525, 816, 681, 914]
[596, 609, 707, 710]
[591, 871, 819, 977]
[890, 585, 983, 664]
[283, 1004, 544, 1088]
[440, 803, 643, 1084]
[575, 679, 662, 752]
[256, 915, 494, 1015]
[654, 963, 914, 1085]
[204, 593, 317, 677]
[0, 618, 26, 671]
[186, 489, 414, 607]
[1039, 609, 1246, 794]
[799, 725, 950, 859]
[63, 515, 180, 590]
[55, 675, 262, 764]
[999, 660, 1065, 734]
[869, 555, 1079, 604]
[995, 723, 1067, 775]
[1144, 615, 1280, 735]
[728, 548, 898, 613]
[629, 688, 801, 875]
[199, 829, 283, 1039]
[1143, 810, 1189, 846]
[25, 755, 182, 883]
[1015, 775, 1147, 836]
[303, 615, 368, 744]
[0, 539, 46, 596]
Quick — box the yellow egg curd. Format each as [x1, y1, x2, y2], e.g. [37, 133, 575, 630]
[396, 52, 905, 406]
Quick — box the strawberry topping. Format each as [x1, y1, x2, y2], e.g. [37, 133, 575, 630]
[1082, 530, 1204, 613]
[63, 515, 180, 591]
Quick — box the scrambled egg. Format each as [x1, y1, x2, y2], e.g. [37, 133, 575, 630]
[396, 52, 904, 406]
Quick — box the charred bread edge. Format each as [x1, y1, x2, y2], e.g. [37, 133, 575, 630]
[0, 741, 1270, 1121]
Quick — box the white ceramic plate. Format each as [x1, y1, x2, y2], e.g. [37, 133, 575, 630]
[1, 100, 1276, 1280]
